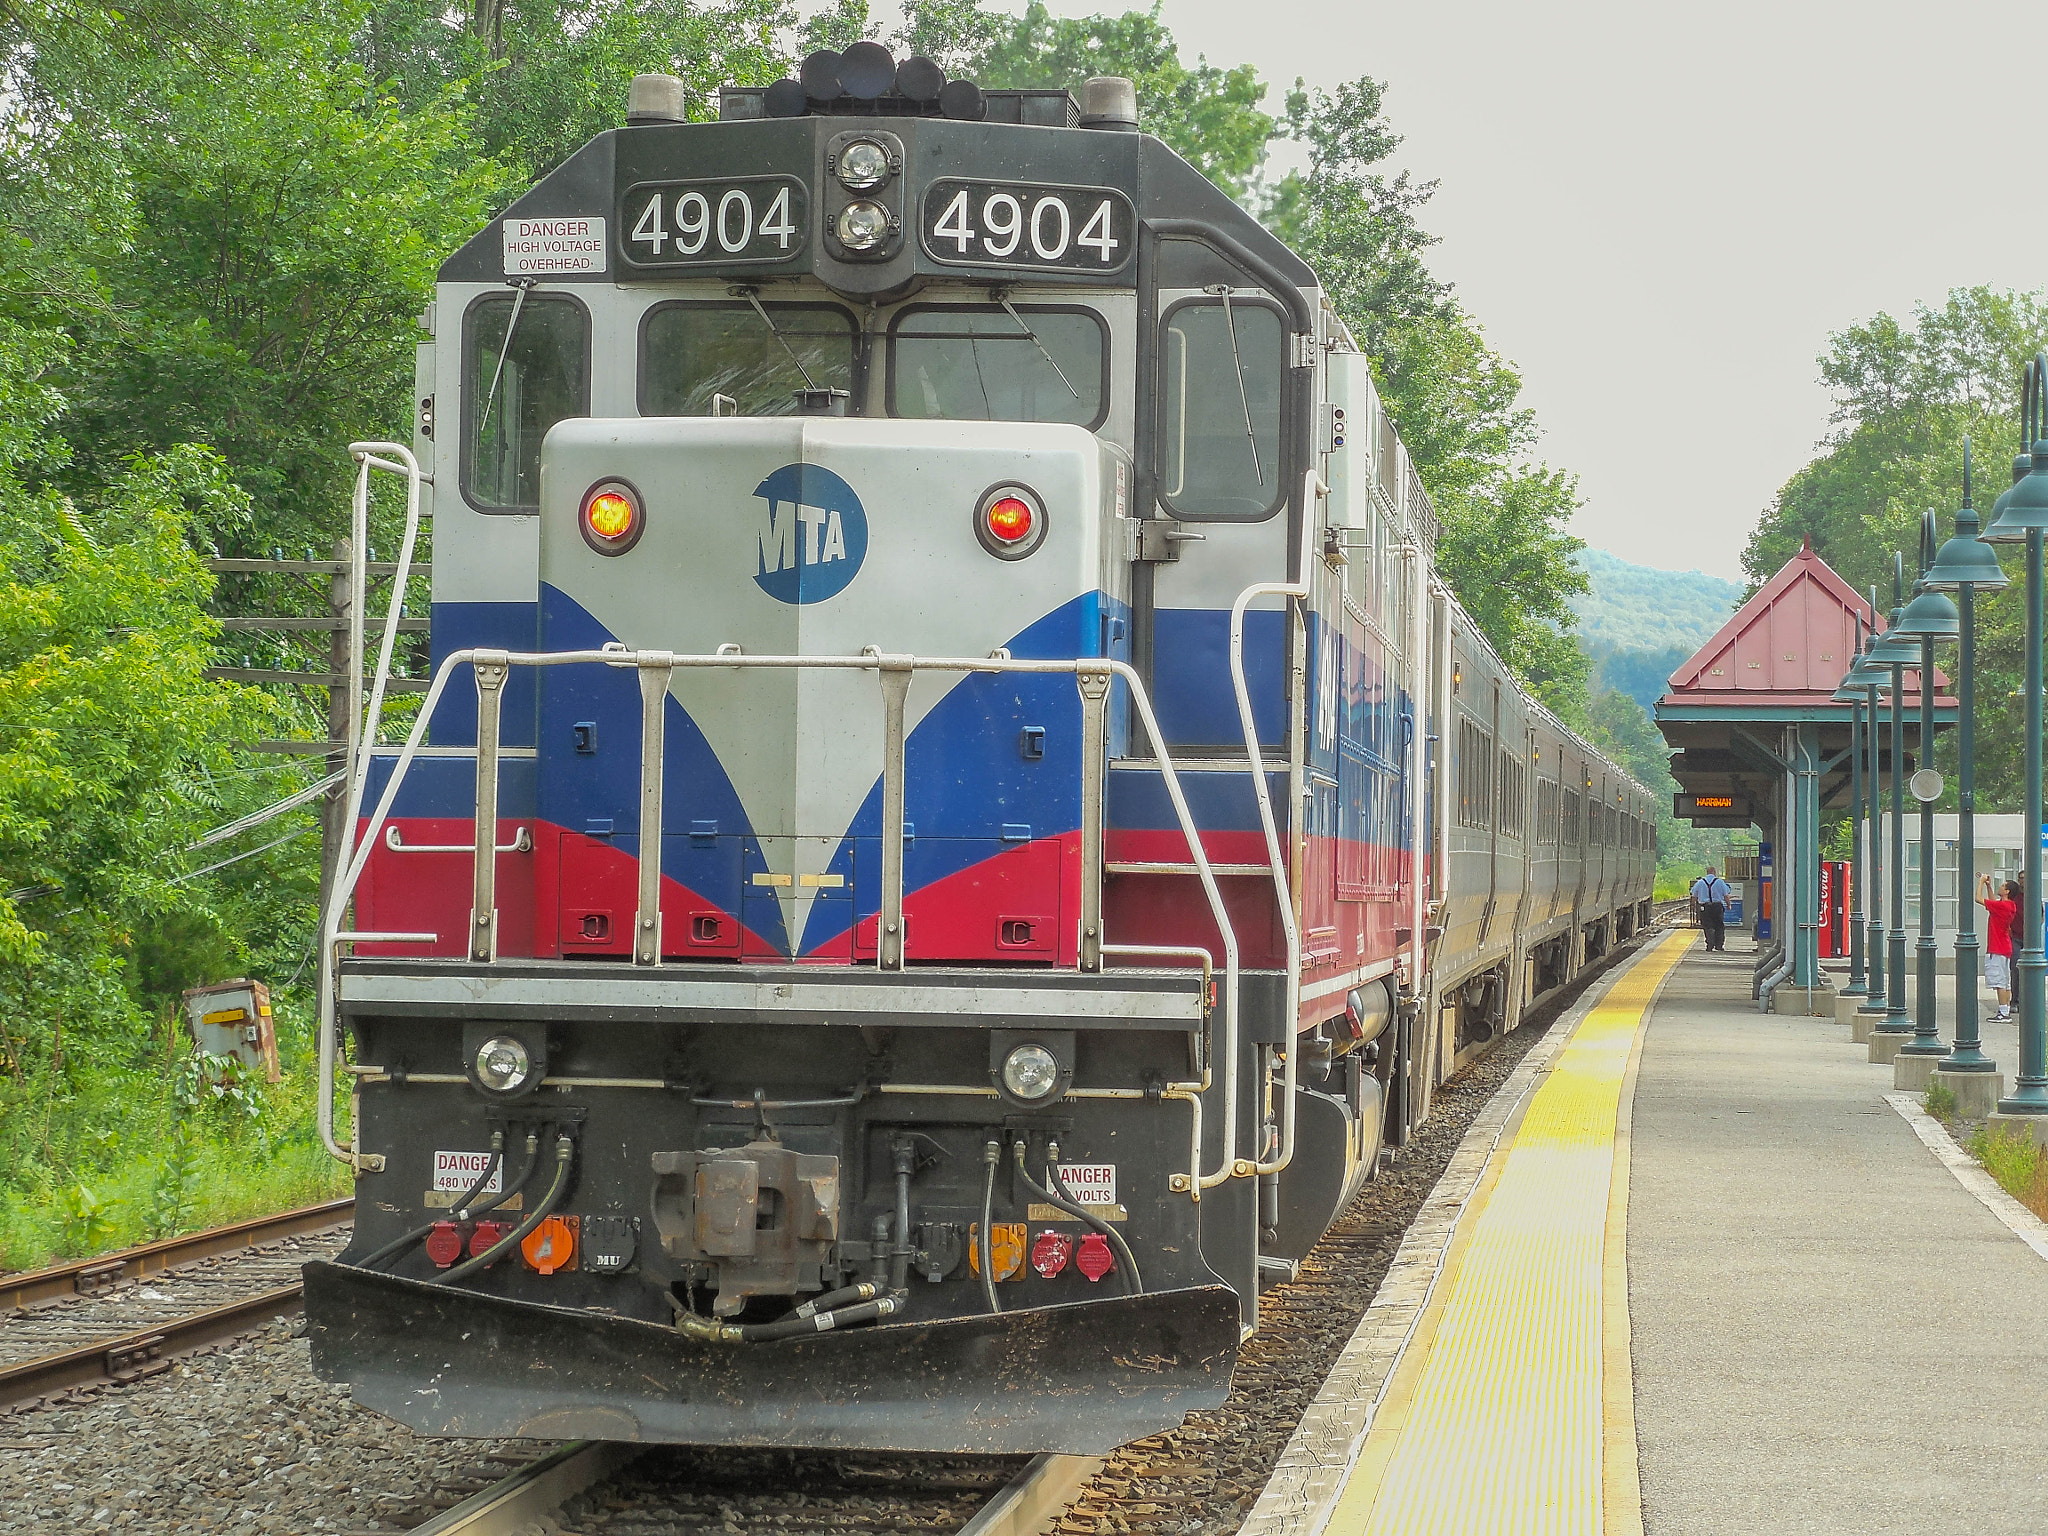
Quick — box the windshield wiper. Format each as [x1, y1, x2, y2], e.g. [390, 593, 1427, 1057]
[732, 285, 818, 391]
[1206, 283, 1263, 486]
[993, 289, 1081, 400]
[477, 277, 537, 442]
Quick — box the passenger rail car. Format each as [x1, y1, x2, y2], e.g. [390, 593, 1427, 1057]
[302, 52, 1655, 1455]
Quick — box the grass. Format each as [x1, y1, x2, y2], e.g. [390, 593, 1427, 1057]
[1965, 1121, 2048, 1223]
[1923, 1079, 1958, 1124]
[0, 992, 350, 1272]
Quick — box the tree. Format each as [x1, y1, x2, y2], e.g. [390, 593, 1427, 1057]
[1743, 287, 2048, 812]
[1269, 79, 1588, 708]
[899, 1, 1274, 202]
[19, 2, 503, 561]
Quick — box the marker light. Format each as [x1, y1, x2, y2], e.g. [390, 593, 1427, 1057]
[579, 479, 645, 555]
[836, 200, 890, 251]
[474, 1034, 533, 1094]
[836, 139, 892, 190]
[987, 497, 1033, 542]
[1001, 1043, 1061, 1101]
[976, 485, 1048, 559]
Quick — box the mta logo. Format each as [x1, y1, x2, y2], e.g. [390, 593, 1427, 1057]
[752, 463, 867, 604]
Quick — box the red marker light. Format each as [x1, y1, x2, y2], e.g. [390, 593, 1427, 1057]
[985, 496, 1034, 544]
[579, 481, 644, 555]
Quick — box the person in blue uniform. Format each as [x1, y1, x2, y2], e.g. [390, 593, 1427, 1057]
[1691, 867, 1731, 952]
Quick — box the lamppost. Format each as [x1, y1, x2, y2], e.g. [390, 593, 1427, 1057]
[1924, 439, 2009, 1077]
[1986, 355, 2048, 1117]
[1864, 557, 1921, 1035]
[1857, 585, 1889, 1020]
[1831, 617, 1874, 1000]
[1893, 514, 1961, 1059]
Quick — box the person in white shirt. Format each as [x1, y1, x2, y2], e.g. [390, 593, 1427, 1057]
[1690, 867, 1731, 952]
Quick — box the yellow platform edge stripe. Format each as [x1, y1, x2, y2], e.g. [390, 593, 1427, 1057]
[1326, 929, 1692, 1536]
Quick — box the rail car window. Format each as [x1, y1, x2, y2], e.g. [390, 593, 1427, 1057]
[463, 293, 590, 512]
[640, 302, 857, 417]
[1498, 752, 1526, 840]
[1457, 719, 1493, 830]
[1563, 788, 1582, 847]
[886, 306, 1106, 429]
[1156, 296, 1284, 521]
[1536, 778, 1559, 845]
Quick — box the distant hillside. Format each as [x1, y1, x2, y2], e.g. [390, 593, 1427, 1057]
[1573, 550, 1741, 713]
[1571, 549, 1742, 652]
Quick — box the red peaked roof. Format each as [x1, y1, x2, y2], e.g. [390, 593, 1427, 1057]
[1661, 537, 1950, 708]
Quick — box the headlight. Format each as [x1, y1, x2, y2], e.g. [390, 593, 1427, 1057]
[474, 1035, 533, 1094]
[836, 200, 890, 252]
[1001, 1043, 1061, 1102]
[836, 139, 891, 190]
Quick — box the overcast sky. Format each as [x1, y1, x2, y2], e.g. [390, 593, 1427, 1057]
[907, 0, 2040, 579]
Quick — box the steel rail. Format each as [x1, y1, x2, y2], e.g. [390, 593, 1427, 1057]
[955, 1454, 1104, 1536]
[405, 1441, 644, 1535]
[0, 1283, 306, 1408]
[405, 1443, 1095, 1536]
[1, 1198, 353, 1312]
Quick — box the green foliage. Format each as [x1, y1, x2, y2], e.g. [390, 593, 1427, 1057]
[146, 1122, 204, 1240]
[1922, 1078, 1958, 1125]
[58, 1181, 120, 1251]
[1967, 1121, 2048, 1221]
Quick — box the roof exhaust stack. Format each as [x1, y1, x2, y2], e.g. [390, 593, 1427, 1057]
[1079, 76, 1138, 131]
[627, 73, 688, 125]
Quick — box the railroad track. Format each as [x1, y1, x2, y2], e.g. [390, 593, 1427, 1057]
[0, 1197, 351, 1410]
[366, 1442, 1099, 1536]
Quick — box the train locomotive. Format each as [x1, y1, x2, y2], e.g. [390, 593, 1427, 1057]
[303, 49, 1657, 1454]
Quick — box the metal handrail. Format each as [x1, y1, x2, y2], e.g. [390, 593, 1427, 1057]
[313, 443, 426, 1164]
[1226, 469, 1326, 1182]
[316, 643, 1246, 1182]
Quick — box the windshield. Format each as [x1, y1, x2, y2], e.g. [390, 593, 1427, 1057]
[887, 305, 1105, 428]
[640, 302, 857, 416]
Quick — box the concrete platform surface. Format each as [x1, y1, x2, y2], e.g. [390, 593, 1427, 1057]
[1630, 946, 2048, 1533]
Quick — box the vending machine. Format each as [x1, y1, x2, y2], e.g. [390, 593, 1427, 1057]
[1818, 860, 1849, 958]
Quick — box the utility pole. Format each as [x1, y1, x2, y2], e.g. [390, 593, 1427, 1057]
[203, 552, 430, 914]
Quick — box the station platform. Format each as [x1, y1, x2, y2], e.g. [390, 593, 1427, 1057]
[1245, 929, 2048, 1536]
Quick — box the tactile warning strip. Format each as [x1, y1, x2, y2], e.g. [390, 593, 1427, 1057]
[1329, 930, 1691, 1536]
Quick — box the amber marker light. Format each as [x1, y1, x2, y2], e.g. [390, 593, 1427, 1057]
[579, 479, 645, 555]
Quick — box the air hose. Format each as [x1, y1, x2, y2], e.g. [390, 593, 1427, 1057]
[668, 1290, 906, 1343]
[433, 1133, 573, 1286]
[357, 1130, 523, 1272]
[1043, 1141, 1144, 1294]
[978, 1139, 1003, 1315]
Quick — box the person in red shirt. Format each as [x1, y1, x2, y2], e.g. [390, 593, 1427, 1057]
[1980, 875, 2022, 1020]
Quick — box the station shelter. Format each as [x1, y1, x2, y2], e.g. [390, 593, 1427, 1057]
[1654, 538, 1953, 1004]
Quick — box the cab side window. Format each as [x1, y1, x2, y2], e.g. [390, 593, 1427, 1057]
[462, 293, 590, 513]
[1155, 296, 1283, 521]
